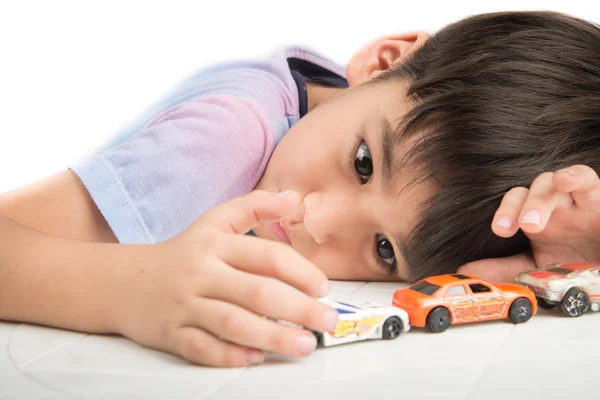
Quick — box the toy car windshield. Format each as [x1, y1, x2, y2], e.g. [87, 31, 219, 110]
[409, 280, 441, 296]
[546, 266, 575, 275]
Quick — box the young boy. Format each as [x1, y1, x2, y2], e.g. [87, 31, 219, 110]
[2, 11, 600, 368]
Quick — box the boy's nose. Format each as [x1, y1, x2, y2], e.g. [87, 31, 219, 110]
[302, 191, 353, 244]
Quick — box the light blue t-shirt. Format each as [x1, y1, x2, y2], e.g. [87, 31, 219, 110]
[70, 46, 347, 244]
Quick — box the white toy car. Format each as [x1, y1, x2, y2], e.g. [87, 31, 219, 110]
[514, 262, 600, 317]
[312, 299, 410, 347]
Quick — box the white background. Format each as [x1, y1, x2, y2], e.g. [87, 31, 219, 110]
[0, 0, 598, 193]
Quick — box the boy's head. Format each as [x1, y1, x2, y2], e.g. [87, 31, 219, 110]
[254, 11, 600, 282]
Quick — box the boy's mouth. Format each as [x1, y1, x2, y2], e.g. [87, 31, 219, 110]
[270, 221, 291, 244]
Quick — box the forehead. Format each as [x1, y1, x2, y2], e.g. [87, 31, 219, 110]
[362, 83, 433, 200]
[371, 142, 433, 230]
[345, 79, 413, 112]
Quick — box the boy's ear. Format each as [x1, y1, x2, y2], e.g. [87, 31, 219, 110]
[346, 31, 431, 86]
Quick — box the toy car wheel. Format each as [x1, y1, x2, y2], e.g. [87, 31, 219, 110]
[508, 298, 533, 323]
[536, 296, 555, 310]
[382, 316, 403, 339]
[426, 307, 451, 333]
[312, 331, 323, 347]
[559, 288, 590, 317]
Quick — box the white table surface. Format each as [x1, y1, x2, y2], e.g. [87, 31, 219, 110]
[2, 280, 599, 400]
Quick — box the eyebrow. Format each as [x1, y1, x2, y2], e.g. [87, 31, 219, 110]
[378, 115, 410, 277]
[380, 116, 395, 188]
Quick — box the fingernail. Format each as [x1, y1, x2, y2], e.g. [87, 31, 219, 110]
[319, 280, 329, 298]
[296, 335, 317, 355]
[521, 210, 541, 225]
[322, 309, 339, 331]
[495, 216, 512, 229]
[247, 350, 264, 365]
[278, 190, 298, 198]
[561, 168, 575, 176]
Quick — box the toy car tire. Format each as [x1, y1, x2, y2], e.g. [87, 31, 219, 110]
[313, 331, 323, 347]
[536, 296, 555, 310]
[508, 298, 533, 323]
[559, 287, 591, 317]
[382, 316, 403, 339]
[425, 307, 451, 333]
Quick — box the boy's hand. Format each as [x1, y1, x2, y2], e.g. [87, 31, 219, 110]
[459, 165, 600, 281]
[117, 190, 338, 367]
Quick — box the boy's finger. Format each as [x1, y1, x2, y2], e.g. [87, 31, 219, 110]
[188, 299, 319, 359]
[206, 261, 337, 333]
[202, 190, 303, 234]
[553, 165, 600, 211]
[214, 233, 329, 298]
[172, 326, 263, 367]
[518, 172, 569, 234]
[491, 187, 528, 237]
[457, 252, 537, 283]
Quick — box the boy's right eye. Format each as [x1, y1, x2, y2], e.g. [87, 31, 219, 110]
[354, 141, 373, 184]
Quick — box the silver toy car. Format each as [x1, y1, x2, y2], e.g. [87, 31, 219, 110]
[515, 262, 600, 317]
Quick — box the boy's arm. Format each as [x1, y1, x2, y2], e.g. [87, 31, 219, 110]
[0, 170, 125, 331]
[0, 170, 117, 243]
[0, 190, 335, 367]
[0, 214, 140, 332]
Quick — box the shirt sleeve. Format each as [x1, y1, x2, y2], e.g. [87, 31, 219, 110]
[70, 94, 275, 244]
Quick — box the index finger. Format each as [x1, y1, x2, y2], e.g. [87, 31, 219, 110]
[215, 233, 329, 298]
[202, 190, 302, 234]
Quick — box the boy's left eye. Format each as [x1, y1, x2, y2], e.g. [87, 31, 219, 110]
[354, 141, 373, 183]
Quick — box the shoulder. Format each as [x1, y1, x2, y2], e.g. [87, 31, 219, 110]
[180, 50, 302, 120]
[104, 46, 345, 149]
[147, 94, 273, 134]
[143, 93, 276, 174]
[176, 45, 346, 119]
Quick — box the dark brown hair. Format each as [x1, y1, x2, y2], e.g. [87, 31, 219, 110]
[378, 11, 600, 281]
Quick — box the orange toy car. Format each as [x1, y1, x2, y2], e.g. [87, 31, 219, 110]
[392, 274, 537, 332]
